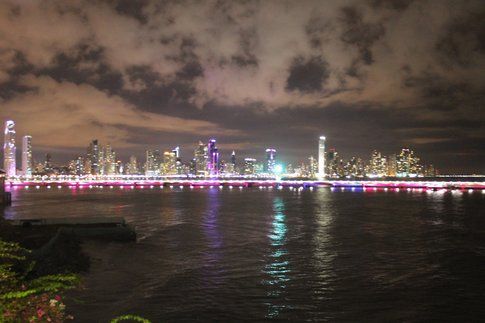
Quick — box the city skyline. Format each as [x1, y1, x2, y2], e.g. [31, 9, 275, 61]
[3, 119, 440, 178]
[0, 1, 484, 174]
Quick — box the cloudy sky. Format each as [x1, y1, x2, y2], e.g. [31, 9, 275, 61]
[0, 0, 484, 173]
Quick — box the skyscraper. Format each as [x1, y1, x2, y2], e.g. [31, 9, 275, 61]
[231, 150, 236, 167]
[102, 144, 116, 175]
[3, 120, 16, 177]
[194, 141, 208, 176]
[367, 150, 387, 178]
[22, 135, 33, 177]
[162, 151, 177, 175]
[243, 158, 256, 175]
[207, 139, 219, 176]
[396, 148, 422, 177]
[87, 139, 100, 175]
[126, 156, 139, 175]
[265, 148, 276, 174]
[145, 149, 161, 176]
[172, 146, 180, 159]
[318, 135, 326, 179]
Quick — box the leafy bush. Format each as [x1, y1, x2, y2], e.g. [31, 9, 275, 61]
[0, 239, 79, 322]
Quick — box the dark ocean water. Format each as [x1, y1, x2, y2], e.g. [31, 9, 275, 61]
[4, 187, 485, 322]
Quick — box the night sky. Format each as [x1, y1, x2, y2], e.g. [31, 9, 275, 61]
[0, 0, 484, 173]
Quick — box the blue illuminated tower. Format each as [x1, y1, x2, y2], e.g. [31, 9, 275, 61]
[265, 148, 276, 174]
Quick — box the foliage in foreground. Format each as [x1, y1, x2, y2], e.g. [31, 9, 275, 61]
[111, 314, 151, 323]
[0, 239, 80, 322]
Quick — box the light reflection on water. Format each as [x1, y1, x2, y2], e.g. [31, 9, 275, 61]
[263, 196, 290, 318]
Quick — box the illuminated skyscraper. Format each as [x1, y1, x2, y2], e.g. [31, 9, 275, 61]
[3, 120, 16, 177]
[74, 156, 85, 176]
[308, 155, 318, 178]
[243, 158, 256, 175]
[194, 141, 207, 176]
[162, 151, 177, 175]
[387, 154, 397, 177]
[126, 156, 139, 175]
[396, 148, 422, 177]
[102, 144, 116, 175]
[22, 135, 33, 177]
[265, 148, 276, 174]
[87, 139, 100, 175]
[145, 149, 161, 176]
[318, 135, 326, 179]
[207, 139, 219, 176]
[231, 150, 236, 167]
[367, 150, 387, 178]
[172, 146, 180, 159]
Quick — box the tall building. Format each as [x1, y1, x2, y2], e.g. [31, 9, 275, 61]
[22, 135, 33, 177]
[3, 120, 16, 177]
[162, 151, 177, 175]
[194, 141, 208, 176]
[367, 150, 387, 178]
[145, 149, 161, 176]
[308, 155, 318, 178]
[102, 144, 116, 175]
[387, 154, 397, 177]
[207, 139, 219, 176]
[126, 156, 139, 175]
[396, 148, 422, 177]
[44, 153, 53, 175]
[172, 146, 180, 159]
[243, 158, 256, 175]
[318, 136, 326, 179]
[265, 148, 276, 174]
[345, 157, 365, 178]
[326, 149, 343, 178]
[87, 139, 100, 175]
[74, 156, 85, 176]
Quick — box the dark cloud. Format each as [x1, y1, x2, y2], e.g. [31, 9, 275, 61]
[340, 6, 385, 65]
[286, 56, 329, 93]
[435, 11, 485, 67]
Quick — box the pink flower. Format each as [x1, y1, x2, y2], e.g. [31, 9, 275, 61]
[37, 308, 45, 318]
[55, 295, 62, 301]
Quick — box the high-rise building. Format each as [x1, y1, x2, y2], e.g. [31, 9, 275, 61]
[44, 153, 53, 175]
[265, 148, 276, 174]
[162, 151, 177, 175]
[243, 158, 256, 175]
[308, 156, 318, 178]
[194, 141, 208, 176]
[145, 149, 161, 176]
[3, 120, 16, 177]
[87, 139, 100, 175]
[367, 150, 387, 178]
[22, 135, 33, 177]
[102, 144, 116, 175]
[325, 148, 344, 178]
[318, 136, 326, 179]
[74, 156, 85, 176]
[231, 150, 236, 167]
[126, 156, 139, 175]
[396, 148, 422, 177]
[172, 146, 180, 159]
[345, 157, 365, 178]
[387, 154, 397, 177]
[207, 139, 219, 176]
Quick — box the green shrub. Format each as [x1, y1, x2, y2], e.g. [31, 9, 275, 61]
[0, 239, 79, 322]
